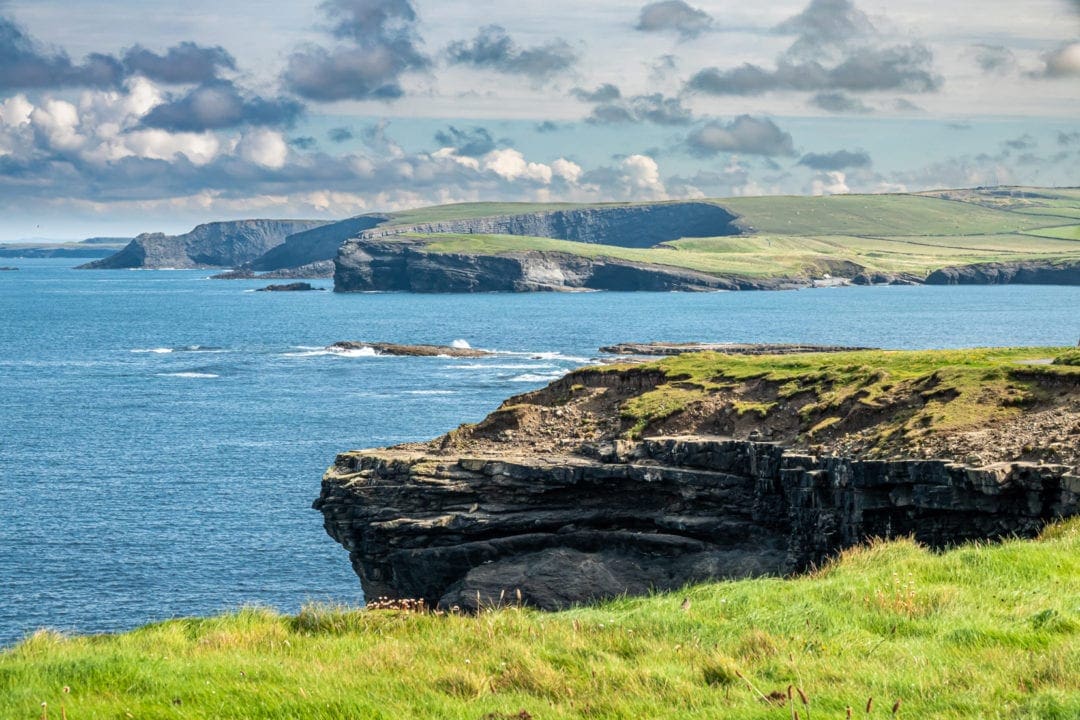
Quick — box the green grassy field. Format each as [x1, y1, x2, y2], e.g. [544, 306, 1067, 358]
[3, 520, 1077, 719]
[385, 189, 1080, 280]
[416, 231, 1080, 279]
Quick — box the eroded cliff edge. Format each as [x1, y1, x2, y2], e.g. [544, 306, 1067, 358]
[315, 348, 1080, 610]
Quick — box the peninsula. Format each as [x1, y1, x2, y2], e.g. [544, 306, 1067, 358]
[76, 186, 1080, 291]
[317, 346, 1079, 611]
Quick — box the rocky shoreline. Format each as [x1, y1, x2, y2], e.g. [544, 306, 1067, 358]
[315, 347, 1080, 610]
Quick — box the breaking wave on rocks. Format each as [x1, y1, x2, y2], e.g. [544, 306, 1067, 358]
[132, 345, 226, 354]
[155, 372, 220, 379]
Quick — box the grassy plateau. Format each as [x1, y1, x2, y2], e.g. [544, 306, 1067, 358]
[386, 188, 1080, 281]
[2, 520, 1077, 719]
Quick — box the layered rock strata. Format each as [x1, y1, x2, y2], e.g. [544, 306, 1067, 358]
[925, 260, 1080, 285]
[316, 436, 1078, 611]
[79, 219, 328, 270]
[335, 239, 784, 292]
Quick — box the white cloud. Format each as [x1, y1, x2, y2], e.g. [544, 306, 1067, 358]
[483, 148, 554, 183]
[237, 129, 289, 169]
[123, 128, 221, 165]
[552, 157, 582, 183]
[810, 170, 850, 195]
[618, 154, 667, 198]
[0, 95, 34, 127]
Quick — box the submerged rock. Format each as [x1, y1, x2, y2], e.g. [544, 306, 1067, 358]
[327, 341, 493, 357]
[256, 282, 321, 292]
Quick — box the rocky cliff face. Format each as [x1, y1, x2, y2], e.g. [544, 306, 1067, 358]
[367, 202, 739, 248]
[925, 260, 1080, 285]
[79, 219, 328, 269]
[247, 216, 387, 271]
[316, 436, 1078, 611]
[315, 352, 1079, 610]
[335, 238, 783, 292]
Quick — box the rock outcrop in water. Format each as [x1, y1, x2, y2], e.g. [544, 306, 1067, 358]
[925, 260, 1080, 285]
[315, 349, 1080, 611]
[335, 238, 785, 292]
[79, 219, 328, 269]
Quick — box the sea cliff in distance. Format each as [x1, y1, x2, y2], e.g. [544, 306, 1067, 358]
[76, 186, 1080, 291]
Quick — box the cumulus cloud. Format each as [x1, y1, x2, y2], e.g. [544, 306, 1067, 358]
[284, 0, 430, 101]
[0, 14, 123, 91]
[433, 125, 496, 157]
[573, 84, 692, 125]
[973, 44, 1016, 75]
[684, 116, 796, 157]
[774, 0, 874, 57]
[809, 170, 850, 195]
[686, 0, 940, 98]
[635, 1, 714, 41]
[1031, 41, 1080, 78]
[798, 149, 871, 170]
[810, 91, 871, 113]
[446, 25, 577, 81]
[237, 129, 289, 169]
[140, 79, 302, 132]
[122, 42, 236, 84]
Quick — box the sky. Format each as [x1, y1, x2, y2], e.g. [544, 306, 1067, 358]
[0, 0, 1077, 240]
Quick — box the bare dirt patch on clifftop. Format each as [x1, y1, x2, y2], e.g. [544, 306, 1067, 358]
[406, 347, 1080, 470]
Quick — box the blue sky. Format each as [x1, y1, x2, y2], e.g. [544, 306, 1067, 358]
[0, 0, 1077, 240]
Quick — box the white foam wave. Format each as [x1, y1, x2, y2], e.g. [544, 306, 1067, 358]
[453, 363, 558, 370]
[282, 346, 379, 358]
[497, 350, 594, 364]
[450, 339, 471, 349]
[132, 347, 173, 354]
[509, 371, 567, 382]
[156, 372, 219, 379]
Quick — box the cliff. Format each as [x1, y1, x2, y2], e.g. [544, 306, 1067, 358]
[925, 260, 1080, 285]
[315, 347, 1080, 610]
[246, 216, 387, 272]
[368, 202, 739, 248]
[78, 219, 328, 269]
[335, 238, 785, 292]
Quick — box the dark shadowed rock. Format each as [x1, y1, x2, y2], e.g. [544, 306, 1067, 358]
[78, 219, 329, 270]
[0, 266, 18, 271]
[335, 238, 786, 293]
[925, 260, 1080, 285]
[256, 282, 321, 292]
[247, 216, 388, 271]
[210, 260, 336, 280]
[316, 436, 1079, 612]
[850, 270, 922, 285]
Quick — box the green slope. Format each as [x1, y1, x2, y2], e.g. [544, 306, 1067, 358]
[3, 521, 1077, 719]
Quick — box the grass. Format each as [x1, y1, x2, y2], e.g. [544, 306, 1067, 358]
[374, 188, 1080, 282]
[412, 232, 1080, 281]
[3, 520, 1078, 719]
[1023, 225, 1080, 241]
[610, 347, 1080, 441]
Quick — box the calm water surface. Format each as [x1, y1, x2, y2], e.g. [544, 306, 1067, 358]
[1, 259, 1078, 645]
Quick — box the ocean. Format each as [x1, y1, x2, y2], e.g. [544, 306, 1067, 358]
[1, 258, 1077, 645]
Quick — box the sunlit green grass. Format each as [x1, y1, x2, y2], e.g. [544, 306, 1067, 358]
[3, 520, 1078, 719]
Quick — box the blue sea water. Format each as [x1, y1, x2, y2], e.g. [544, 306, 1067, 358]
[1, 258, 1078, 646]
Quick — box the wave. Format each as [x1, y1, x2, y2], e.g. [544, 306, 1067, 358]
[131, 345, 226, 354]
[450, 339, 471, 349]
[451, 363, 558, 371]
[403, 390, 457, 395]
[509, 371, 568, 382]
[496, 350, 595, 364]
[156, 372, 220, 379]
[282, 346, 379, 358]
